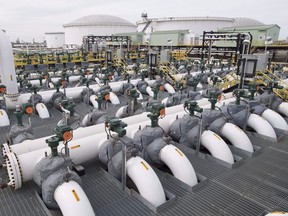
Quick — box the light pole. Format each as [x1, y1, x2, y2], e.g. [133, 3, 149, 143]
[264, 36, 273, 53]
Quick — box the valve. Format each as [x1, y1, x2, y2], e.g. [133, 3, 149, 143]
[247, 83, 258, 100]
[103, 73, 113, 85]
[14, 103, 33, 126]
[147, 103, 166, 127]
[203, 90, 221, 110]
[152, 83, 164, 100]
[53, 124, 73, 142]
[188, 76, 200, 91]
[210, 75, 221, 87]
[233, 89, 246, 105]
[29, 85, 38, 95]
[105, 117, 127, 138]
[126, 88, 139, 99]
[95, 90, 110, 110]
[184, 100, 203, 116]
[59, 98, 76, 116]
[0, 84, 6, 94]
[268, 81, 283, 94]
[46, 124, 72, 157]
[140, 70, 147, 81]
[124, 73, 132, 83]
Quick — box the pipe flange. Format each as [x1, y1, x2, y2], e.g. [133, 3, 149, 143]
[1, 143, 12, 166]
[5, 153, 22, 190]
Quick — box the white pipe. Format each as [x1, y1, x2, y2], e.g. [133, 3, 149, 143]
[201, 130, 234, 164]
[159, 144, 198, 187]
[136, 89, 143, 100]
[262, 109, 288, 131]
[89, 95, 98, 108]
[7, 134, 167, 206]
[0, 30, 18, 94]
[115, 106, 127, 118]
[247, 114, 277, 140]
[221, 123, 253, 152]
[4, 93, 234, 156]
[0, 109, 10, 126]
[126, 156, 166, 207]
[17, 79, 156, 108]
[164, 83, 175, 94]
[35, 103, 50, 119]
[109, 92, 120, 105]
[54, 181, 95, 216]
[146, 86, 154, 97]
[265, 213, 288, 216]
[277, 102, 288, 117]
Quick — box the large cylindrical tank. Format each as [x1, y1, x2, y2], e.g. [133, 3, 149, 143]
[63, 15, 137, 45]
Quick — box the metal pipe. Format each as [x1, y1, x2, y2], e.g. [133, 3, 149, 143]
[54, 181, 95, 216]
[247, 113, 277, 140]
[261, 109, 288, 131]
[201, 130, 234, 164]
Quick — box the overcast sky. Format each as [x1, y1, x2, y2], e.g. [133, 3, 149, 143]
[0, 0, 287, 42]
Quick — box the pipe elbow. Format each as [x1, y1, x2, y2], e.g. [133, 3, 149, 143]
[221, 123, 253, 153]
[262, 109, 288, 131]
[126, 156, 166, 207]
[159, 144, 198, 187]
[54, 181, 95, 216]
[201, 130, 234, 164]
[247, 114, 277, 140]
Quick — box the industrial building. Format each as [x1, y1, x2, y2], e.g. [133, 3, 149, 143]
[219, 24, 280, 46]
[45, 32, 65, 49]
[63, 15, 137, 46]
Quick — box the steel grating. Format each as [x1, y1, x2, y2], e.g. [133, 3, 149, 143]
[0, 181, 50, 216]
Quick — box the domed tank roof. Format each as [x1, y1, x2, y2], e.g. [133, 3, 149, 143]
[232, 17, 264, 27]
[64, 15, 136, 27]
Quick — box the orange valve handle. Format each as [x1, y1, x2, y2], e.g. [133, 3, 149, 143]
[63, 131, 73, 141]
[104, 94, 110, 101]
[159, 85, 164, 91]
[159, 108, 166, 117]
[25, 107, 33, 114]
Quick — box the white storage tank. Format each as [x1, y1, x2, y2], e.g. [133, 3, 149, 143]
[45, 32, 65, 48]
[63, 15, 137, 46]
[137, 17, 235, 35]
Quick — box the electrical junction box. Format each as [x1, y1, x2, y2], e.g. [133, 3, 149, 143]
[160, 49, 170, 64]
[237, 54, 258, 78]
[116, 48, 124, 61]
[253, 53, 269, 71]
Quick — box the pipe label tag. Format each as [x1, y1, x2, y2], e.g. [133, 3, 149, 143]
[140, 161, 149, 170]
[71, 144, 80, 150]
[175, 148, 183, 157]
[72, 189, 80, 202]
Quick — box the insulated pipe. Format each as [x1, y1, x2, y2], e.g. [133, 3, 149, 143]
[126, 156, 166, 207]
[3, 93, 235, 156]
[262, 109, 288, 131]
[16, 79, 156, 108]
[0, 109, 10, 126]
[35, 103, 50, 119]
[6, 137, 167, 207]
[159, 144, 198, 186]
[164, 83, 175, 94]
[278, 102, 288, 117]
[221, 123, 254, 152]
[247, 113, 277, 140]
[201, 130, 234, 164]
[54, 181, 95, 216]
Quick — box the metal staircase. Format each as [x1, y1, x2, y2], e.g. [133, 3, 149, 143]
[256, 70, 288, 101]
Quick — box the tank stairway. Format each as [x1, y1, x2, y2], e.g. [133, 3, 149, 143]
[216, 71, 239, 92]
[159, 63, 180, 83]
[256, 69, 288, 101]
[171, 50, 189, 61]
